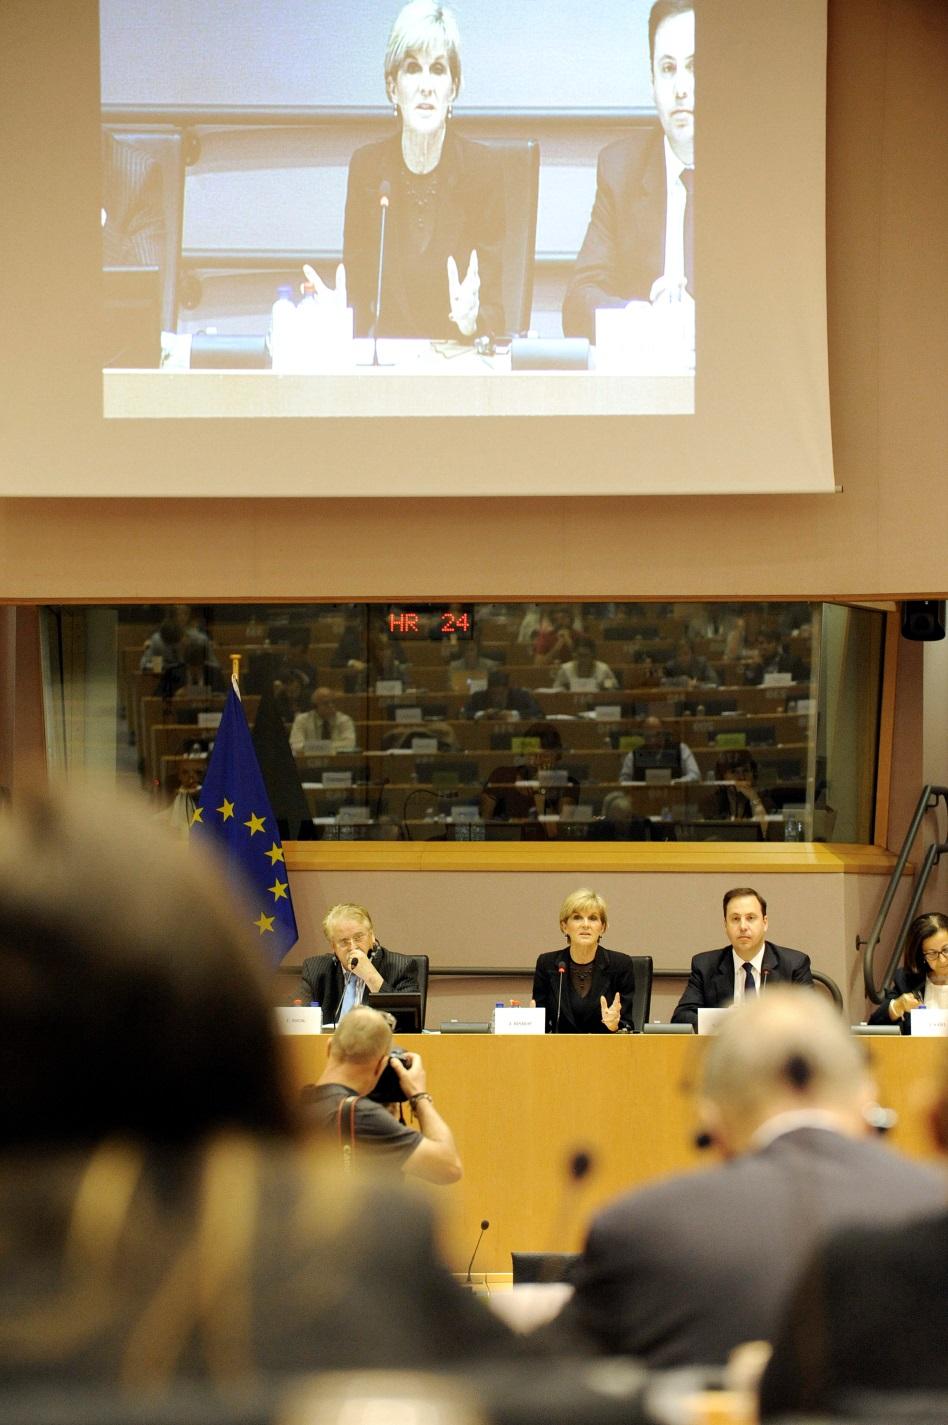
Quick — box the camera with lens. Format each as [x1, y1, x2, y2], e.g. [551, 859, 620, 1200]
[368, 1045, 413, 1104]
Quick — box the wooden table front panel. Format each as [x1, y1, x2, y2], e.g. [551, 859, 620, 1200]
[280, 1034, 945, 1274]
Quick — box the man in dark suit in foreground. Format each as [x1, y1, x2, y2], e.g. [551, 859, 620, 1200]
[562, 0, 695, 341]
[760, 1041, 948, 1416]
[547, 989, 941, 1368]
[672, 886, 813, 1028]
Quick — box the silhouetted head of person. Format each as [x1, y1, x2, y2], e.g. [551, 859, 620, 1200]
[0, 784, 293, 1150]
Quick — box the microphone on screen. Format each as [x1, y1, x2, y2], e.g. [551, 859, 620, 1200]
[362, 179, 393, 370]
[554, 962, 566, 1034]
[463, 1219, 491, 1288]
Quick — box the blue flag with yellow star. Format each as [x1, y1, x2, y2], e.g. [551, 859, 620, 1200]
[189, 682, 298, 964]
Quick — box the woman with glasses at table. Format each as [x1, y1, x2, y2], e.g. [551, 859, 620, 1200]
[307, 2, 505, 340]
[869, 911, 948, 1033]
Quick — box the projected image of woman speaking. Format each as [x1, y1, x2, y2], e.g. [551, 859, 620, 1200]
[336, 2, 506, 341]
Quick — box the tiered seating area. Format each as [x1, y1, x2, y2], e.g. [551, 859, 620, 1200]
[120, 604, 815, 841]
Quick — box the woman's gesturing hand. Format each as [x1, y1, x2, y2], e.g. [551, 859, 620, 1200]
[447, 249, 480, 336]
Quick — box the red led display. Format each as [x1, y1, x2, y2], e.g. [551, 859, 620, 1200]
[386, 607, 475, 639]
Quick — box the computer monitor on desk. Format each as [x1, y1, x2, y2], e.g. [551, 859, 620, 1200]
[366, 992, 423, 1033]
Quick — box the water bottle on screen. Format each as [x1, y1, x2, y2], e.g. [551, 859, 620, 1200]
[269, 284, 297, 372]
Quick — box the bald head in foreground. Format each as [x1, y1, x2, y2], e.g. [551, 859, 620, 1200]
[549, 989, 943, 1368]
[761, 1035, 948, 1416]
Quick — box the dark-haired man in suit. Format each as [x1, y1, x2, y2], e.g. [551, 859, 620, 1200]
[671, 886, 812, 1029]
[563, 0, 695, 342]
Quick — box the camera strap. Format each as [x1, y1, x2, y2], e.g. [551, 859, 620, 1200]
[336, 1093, 361, 1173]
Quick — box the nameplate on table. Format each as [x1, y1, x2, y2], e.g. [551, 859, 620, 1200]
[910, 1008, 948, 1037]
[451, 805, 480, 823]
[394, 706, 423, 724]
[275, 1006, 323, 1035]
[493, 1007, 546, 1036]
[375, 679, 403, 696]
[322, 770, 352, 788]
[697, 1007, 733, 1036]
[336, 806, 370, 824]
[594, 705, 622, 721]
[197, 711, 222, 729]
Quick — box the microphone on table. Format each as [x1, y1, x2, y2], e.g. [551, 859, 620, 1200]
[349, 955, 359, 971]
[361, 180, 393, 369]
[463, 1218, 491, 1288]
[554, 962, 566, 1033]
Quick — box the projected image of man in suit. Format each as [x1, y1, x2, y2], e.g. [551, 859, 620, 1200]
[562, 0, 695, 342]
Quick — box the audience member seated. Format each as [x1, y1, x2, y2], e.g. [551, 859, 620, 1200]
[296, 902, 419, 1020]
[671, 886, 813, 1028]
[532, 605, 581, 665]
[708, 750, 774, 831]
[273, 668, 310, 723]
[552, 637, 619, 692]
[160, 639, 225, 699]
[619, 715, 700, 784]
[759, 1028, 948, 1416]
[278, 626, 318, 691]
[290, 687, 357, 754]
[544, 989, 942, 1367]
[741, 628, 810, 685]
[868, 910, 948, 1033]
[585, 790, 652, 841]
[446, 641, 499, 674]
[479, 722, 579, 836]
[140, 604, 214, 672]
[0, 785, 515, 1394]
[662, 638, 719, 687]
[531, 888, 640, 1034]
[462, 669, 543, 721]
[301, 1006, 461, 1183]
[331, 618, 406, 680]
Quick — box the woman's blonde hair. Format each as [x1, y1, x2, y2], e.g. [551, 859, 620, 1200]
[559, 887, 608, 932]
[384, 1, 462, 98]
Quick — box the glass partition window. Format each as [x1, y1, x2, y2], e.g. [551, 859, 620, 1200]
[39, 600, 884, 844]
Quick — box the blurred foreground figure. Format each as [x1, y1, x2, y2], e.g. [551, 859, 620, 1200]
[760, 1038, 948, 1417]
[0, 785, 515, 1394]
[546, 989, 941, 1368]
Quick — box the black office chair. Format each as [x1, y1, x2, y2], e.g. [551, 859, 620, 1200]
[477, 138, 540, 335]
[410, 953, 430, 1028]
[102, 124, 186, 332]
[628, 955, 654, 1034]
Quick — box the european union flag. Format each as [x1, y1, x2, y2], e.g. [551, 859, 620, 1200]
[189, 681, 298, 964]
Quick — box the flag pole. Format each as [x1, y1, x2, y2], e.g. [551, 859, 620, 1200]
[230, 652, 242, 698]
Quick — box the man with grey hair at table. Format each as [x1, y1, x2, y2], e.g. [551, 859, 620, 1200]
[543, 989, 942, 1368]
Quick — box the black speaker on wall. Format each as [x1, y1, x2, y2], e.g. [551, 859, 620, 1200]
[901, 600, 946, 641]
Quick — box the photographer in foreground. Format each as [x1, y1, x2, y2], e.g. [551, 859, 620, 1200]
[303, 1005, 462, 1184]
